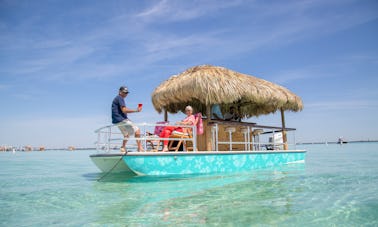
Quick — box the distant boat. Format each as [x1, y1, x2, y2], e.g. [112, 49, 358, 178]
[68, 146, 75, 151]
[337, 137, 348, 144]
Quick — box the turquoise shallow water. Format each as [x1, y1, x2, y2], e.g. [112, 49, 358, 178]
[1, 143, 377, 226]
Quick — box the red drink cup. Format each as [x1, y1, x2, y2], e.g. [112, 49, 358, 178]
[138, 103, 143, 108]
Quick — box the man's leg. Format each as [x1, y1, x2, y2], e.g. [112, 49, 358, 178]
[118, 124, 129, 153]
[120, 134, 129, 153]
[135, 129, 144, 152]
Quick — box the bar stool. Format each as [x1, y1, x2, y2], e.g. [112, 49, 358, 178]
[240, 127, 250, 151]
[252, 129, 263, 150]
[225, 127, 236, 151]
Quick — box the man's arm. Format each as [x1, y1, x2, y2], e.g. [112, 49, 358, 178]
[121, 106, 141, 113]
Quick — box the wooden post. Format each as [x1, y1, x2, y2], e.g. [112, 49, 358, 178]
[164, 109, 168, 122]
[280, 108, 288, 150]
[205, 105, 212, 151]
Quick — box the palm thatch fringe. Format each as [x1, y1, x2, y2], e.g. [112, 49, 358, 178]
[151, 65, 303, 118]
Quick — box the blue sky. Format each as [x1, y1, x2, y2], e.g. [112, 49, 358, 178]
[1, 0, 377, 148]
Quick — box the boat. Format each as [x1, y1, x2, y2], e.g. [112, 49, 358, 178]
[90, 65, 306, 176]
[337, 137, 348, 144]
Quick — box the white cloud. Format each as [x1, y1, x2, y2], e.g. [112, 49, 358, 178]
[137, 0, 243, 22]
[2, 0, 376, 82]
[137, 0, 170, 18]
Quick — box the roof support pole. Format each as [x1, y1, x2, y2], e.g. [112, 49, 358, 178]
[280, 108, 288, 150]
[164, 109, 168, 122]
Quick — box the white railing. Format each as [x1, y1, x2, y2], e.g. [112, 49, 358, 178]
[95, 121, 296, 153]
[95, 122, 197, 152]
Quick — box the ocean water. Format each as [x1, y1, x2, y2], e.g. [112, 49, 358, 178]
[0, 143, 377, 226]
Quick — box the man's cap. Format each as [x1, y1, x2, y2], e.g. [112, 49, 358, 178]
[119, 86, 129, 93]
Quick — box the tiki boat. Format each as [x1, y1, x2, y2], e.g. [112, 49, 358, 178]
[90, 65, 306, 176]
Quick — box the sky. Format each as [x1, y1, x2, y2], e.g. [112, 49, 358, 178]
[0, 0, 377, 148]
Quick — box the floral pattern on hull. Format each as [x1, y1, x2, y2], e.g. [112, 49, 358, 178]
[123, 152, 305, 176]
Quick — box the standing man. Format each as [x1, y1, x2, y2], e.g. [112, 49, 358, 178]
[112, 86, 143, 152]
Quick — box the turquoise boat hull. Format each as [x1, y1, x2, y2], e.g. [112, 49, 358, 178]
[90, 153, 133, 173]
[123, 150, 306, 176]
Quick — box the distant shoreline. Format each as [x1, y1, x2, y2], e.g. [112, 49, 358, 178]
[297, 140, 378, 145]
[2, 140, 378, 152]
[0, 147, 96, 152]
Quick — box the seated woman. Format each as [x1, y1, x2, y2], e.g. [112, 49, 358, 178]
[160, 105, 196, 152]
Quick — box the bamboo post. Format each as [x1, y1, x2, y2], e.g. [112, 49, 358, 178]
[280, 108, 288, 150]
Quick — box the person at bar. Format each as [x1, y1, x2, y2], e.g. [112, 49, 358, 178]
[224, 106, 241, 121]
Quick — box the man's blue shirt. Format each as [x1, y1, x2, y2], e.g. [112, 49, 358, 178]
[112, 95, 128, 124]
[211, 104, 223, 119]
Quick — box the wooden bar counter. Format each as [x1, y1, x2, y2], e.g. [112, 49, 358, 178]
[197, 119, 256, 151]
[196, 119, 296, 151]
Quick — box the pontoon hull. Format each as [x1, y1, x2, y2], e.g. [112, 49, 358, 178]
[122, 150, 305, 176]
[90, 151, 305, 176]
[90, 154, 133, 173]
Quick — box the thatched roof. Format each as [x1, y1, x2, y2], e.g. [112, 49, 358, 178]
[151, 65, 303, 118]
